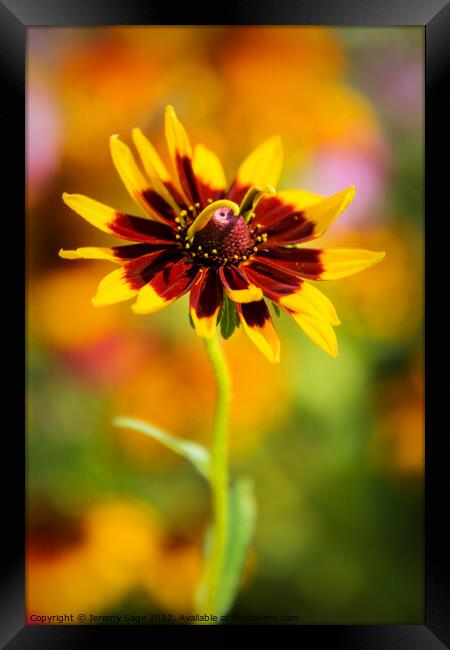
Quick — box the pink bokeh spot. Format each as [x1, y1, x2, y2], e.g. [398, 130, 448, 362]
[63, 333, 160, 389]
[27, 83, 62, 195]
[302, 147, 387, 231]
[363, 48, 424, 128]
[382, 60, 423, 124]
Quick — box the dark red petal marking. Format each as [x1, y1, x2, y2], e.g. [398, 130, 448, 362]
[253, 195, 295, 227]
[111, 242, 173, 260]
[164, 181, 188, 208]
[239, 300, 272, 328]
[226, 181, 250, 206]
[109, 213, 177, 243]
[123, 250, 183, 290]
[190, 269, 223, 318]
[244, 259, 303, 300]
[176, 154, 201, 207]
[263, 214, 315, 244]
[151, 257, 199, 300]
[219, 266, 253, 292]
[253, 195, 315, 243]
[255, 247, 324, 279]
[196, 180, 225, 206]
[142, 189, 176, 223]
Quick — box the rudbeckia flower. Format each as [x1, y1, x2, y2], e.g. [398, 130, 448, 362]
[60, 106, 384, 362]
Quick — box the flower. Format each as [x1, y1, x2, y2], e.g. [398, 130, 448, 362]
[27, 497, 209, 618]
[140, 532, 203, 614]
[372, 365, 424, 479]
[60, 106, 384, 362]
[27, 499, 162, 618]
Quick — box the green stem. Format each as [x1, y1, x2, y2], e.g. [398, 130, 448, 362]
[200, 331, 232, 614]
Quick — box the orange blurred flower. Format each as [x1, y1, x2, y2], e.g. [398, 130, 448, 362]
[218, 28, 382, 161]
[27, 498, 208, 618]
[141, 532, 203, 615]
[29, 265, 124, 349]
[27, 499, 162, 617]
[114, 328, 288, 469]
[372, 364, 424, 478]
[323, 222, 423, 340]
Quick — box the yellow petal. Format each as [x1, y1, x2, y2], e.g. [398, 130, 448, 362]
[59, 247, 121, 262]
[131, 284, 175, 315]
[233, 135, 283, 193]
[132, 127, 181, 213]
[238, 302, 280, 363]
[274, 188, 324, 210]
[110, 134, 164, 221]
[262, 186, 355, 241]
[318, 249, 386, 279]
[62, 193, 119, 235]
[165, 105, 192, 160]
[131, 127, 171, 183]
[190, 306, 220, 338]
[193, 143, 227, 200]
[224, 284, 263, 304]
[290, 311, 339, 357]
[295, 185, 356, 239]
[279, 280, 340, 325]
[164, 105, 199, 205]
[92, 268, 139, 306]
[242, 317, 280, 363]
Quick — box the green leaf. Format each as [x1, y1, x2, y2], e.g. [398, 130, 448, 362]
[113, 417, 210, 478]
[188, 312, 195, 329]
[219, 294, 240, 340]
[213, 478, 257, 616]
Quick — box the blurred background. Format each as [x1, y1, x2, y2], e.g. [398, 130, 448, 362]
[26, 27, 424, 623]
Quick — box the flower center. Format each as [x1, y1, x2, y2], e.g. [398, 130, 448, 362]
[191, 207, 255, 265]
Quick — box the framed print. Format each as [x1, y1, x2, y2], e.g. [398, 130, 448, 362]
[2, 0, 449, 647]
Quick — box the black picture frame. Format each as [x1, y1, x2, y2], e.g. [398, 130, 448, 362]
[3, 0, 449, 646]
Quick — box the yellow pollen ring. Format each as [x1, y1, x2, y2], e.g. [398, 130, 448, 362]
[186, 199, 240, 242]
